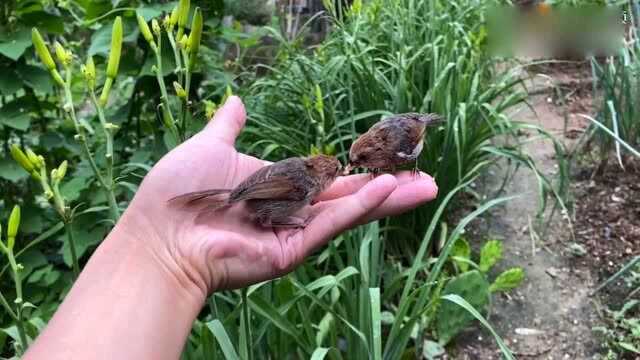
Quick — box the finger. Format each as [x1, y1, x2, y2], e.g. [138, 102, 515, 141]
[205, 96, 247, 145]
[358, 175, 438, 223]
[315, 171, 432, 202]
[301, 174, 398, 254]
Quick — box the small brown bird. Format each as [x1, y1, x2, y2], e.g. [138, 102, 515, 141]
[346, 112, 443, 175]
[169, 155, 342, 227]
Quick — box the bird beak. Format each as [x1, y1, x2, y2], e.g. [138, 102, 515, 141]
[343, 164, 353, 176]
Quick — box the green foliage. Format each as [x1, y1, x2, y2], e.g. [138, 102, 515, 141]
[490, 268, 525, 293]
[479, 240, 503, 273]
[436, 270, 491, 345]
[594, 300, 640, 357]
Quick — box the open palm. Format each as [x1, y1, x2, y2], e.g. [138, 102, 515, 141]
[121, 96, 439, 295]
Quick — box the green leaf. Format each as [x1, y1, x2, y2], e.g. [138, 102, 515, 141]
[479, 240, 502, 272]
[442, 294, 515, 360]
[490, 268, 525, 293]
[88, 18, 139, 56]
[18, 64, 54, 94]
[450, 237, 471, 272]
[0, 67, 21, 95]
[19, 11, 65, 34]
[206, 320, 240, 360]
[436, 270, 490, 344]
[60, 177, 90, 202]
[0, 98, 31, 131]
[137, 2, 177, 21]
[0, 28, 32, 60]
[0, 157, 29, 182]
[61, 227, 105, 266]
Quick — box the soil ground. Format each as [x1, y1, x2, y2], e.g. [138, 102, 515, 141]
[447, 62, 639, 359]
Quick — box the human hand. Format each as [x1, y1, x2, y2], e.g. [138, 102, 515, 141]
[116, 96, 438, 299]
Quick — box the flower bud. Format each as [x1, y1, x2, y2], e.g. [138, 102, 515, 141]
[82, 56, 96, 89]
[177, 0, 190, 29]
[99, 78, 114, 106]
[7, 205, 20, 243]
[314, 84, 324, 114]
[44, 189, 54, 199]
[203, 100, 217, 119]
[51, 168, 58, 181]
[151, 19, 161, 36]
[170, 7, 179, 27]
[173, 81, 186, 98]
[178, 34, 189, 50]
[25, 148, 40, 170]
[37, 155, 46, 169]
[137, 15, 156, 47]
[57, 160, 68, 180]
[10, 145, 34, 173]
[187, 8, 203, 71]
[31, 28, 56, 71]
[54, 41, 72, 67]
[105, 16, 123, 79]
[163, 15, 172, 31]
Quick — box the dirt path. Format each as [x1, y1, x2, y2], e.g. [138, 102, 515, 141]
[453, 69, 602, 359]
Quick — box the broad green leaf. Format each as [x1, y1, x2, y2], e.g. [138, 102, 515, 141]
[0, 157, 29, 182]
[0, 28, 32, 60]
[19, 11, 65, 34]
[490, 268, 525, 293]
[450, 237, 471, 272]
[18, 64, 54, 94]
[61, 227, 106, 266]
[137, 2, 177, 21]
[442, 294, 515, 360]
[436, 270, 490, 344]
[61, 177, 90, 202]
[88, 18, 139, 56]
[0, 68, 21, 95]
[0, 98, 31, 131]
[479, 240, 502, 272]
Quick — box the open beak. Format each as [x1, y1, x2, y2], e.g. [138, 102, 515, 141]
[342, 164, 353, 176]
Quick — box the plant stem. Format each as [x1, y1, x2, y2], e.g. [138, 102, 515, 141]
[65, 221, 80, 278]
[61, 70, 119, 221]
[89, 90, 120, 221]
[154, 35, 180, 143]
[8, 250, 28, 354]
[0, 289, 17, 320]
[167, 31, 183, 85]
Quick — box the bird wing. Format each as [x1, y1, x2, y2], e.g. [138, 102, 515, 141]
[230, 160, 307, 202]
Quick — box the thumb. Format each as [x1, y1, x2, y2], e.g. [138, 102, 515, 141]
[301, 174, 398, 254]
[205, 96, 247, 145]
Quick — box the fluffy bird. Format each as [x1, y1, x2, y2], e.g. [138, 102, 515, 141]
[346, 112, 443, 175]
[169, 155, 342, 228]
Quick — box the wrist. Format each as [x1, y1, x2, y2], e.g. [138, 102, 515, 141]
[112, 207, 209, 305]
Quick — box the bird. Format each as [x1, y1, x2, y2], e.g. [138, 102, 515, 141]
[168, 155, 342, 228]
[345, 112, 443, 176]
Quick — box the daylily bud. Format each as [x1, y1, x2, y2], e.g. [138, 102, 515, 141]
[204, 100, 217, 119]
[82, 56, 96, 89]
[24, 149, 40, 170]
[51, 168, 58, 181]
[54, 41, 72, 67]
[178, 34, 189, 50]
[163, 15, 171, 31]
[57, 160, 68, 180]
[187, 8, 203, 71]
[105, 16, 122, 79]
[151, 19, 161, 36]
[177, 0, 190, 30]
[170, 7, 179, 27]
[37, 155, 45, 169]
[10, 145, 34, 173]
[173, 81, 186, 98]
[31, 28, 55, 71]
[44, 189, 54, 199]
[137, 15, 156, 47]
[51, 70, 65, 86]
[225, 84, 233, 98]
[7, 205, 20, 244]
